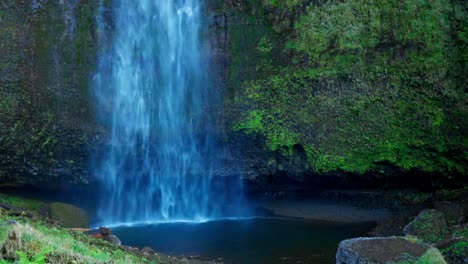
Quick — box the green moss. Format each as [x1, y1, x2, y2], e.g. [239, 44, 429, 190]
[441, 241, 468, 257]
[398, 193, 432, 205]
[0, 194, 42, 212]
[49, 202, 89, 228]
[453, 226, 468, 238]
[257, 36, 273, 53]
[264, 0, 302, 9]
[405, 210, 448, 243]
[414, 248, 447, 264]
[0, 1, 103, 183]
[396, 248, 447, 264]
[234, 110, 263, 133]
[227, 0, 467, 175]
[436, 187, 468, 201]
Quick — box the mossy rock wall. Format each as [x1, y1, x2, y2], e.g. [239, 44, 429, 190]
[217, 0, 467, 188]
[0, 0, 466, 190]
[0, 1, 103, 187]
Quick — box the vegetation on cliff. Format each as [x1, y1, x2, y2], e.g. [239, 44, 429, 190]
[0, 2, 101, 185]
[227, 0, 467, 176]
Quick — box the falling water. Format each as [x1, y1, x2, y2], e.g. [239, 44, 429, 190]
[93, 0, 243, 224]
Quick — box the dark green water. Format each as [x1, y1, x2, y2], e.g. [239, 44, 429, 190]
[113, 218, 374, 264]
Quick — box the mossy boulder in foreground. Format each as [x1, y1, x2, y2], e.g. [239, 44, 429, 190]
[403, 209, 448, 243]
[336, 237, 446, 264]
[49, 202, 89, 228]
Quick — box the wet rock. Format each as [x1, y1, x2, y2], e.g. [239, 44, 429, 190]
[209, 12, 226, 28]
[0, 203, 26, 211]
[403, 209, 448, 243]
[49, 202, 89, 228]
[30, 0, 45, 10]
[6, 210, 35, 218]
[105, 234, 121, 246]
[142, 246, 155, 255]
[86, 227, 121, 245]
[86, 227, 110, 238]
[336, 237, 446, 264]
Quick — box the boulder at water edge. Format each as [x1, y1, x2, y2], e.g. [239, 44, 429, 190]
[336, 237, 446, 264]
[49, 202, 89, 228]
[403, 209, 448, 243]
[86, 227, 122, 245]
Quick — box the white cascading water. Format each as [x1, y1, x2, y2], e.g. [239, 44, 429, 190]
[93, 0, 243, 225]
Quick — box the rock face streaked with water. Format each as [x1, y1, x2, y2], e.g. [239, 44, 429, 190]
[93, 0, 243, 224]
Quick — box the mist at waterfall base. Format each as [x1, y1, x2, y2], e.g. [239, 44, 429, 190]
[92, 0, 246, 225]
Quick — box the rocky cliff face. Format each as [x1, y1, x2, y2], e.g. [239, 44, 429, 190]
[206, 0, 316, 193]
[0, 1, 101, 188]
[209, 0, 467, 192]
[0, 0, 466, 191]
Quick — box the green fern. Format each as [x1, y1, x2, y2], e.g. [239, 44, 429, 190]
[17, 247, 52, 264]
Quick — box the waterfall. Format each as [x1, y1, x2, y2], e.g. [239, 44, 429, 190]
[93, 0, 243, 225]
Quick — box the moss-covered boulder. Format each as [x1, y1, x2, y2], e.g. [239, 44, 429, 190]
[403, 209, 448, 243]
[49, 202, 89, 228]
[336, 237, 446, 264]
